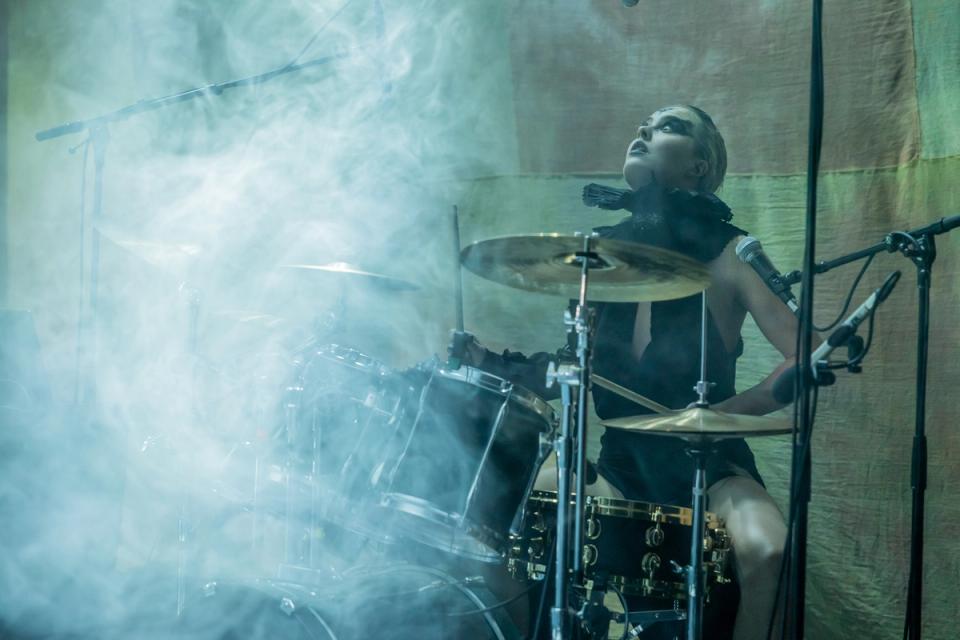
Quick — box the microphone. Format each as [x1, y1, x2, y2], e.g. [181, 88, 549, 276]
[736, 236, 799, 315]
[771, 270, 902, 403]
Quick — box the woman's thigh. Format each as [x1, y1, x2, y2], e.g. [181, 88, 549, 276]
[708, 474, 787, 569]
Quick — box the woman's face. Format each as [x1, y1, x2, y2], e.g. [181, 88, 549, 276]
[622, 106, 708, 192]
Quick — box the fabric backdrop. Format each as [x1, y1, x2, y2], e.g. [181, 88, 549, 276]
[3, 1, 958, 638]
[458, 2, 959, 639]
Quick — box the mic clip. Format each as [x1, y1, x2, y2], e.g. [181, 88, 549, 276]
[813, 364, 837, 387]
[844, 334, 865, 373]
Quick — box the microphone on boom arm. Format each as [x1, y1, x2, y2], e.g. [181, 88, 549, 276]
[736, 236, 800, 315]
[771, 270, 902, 404]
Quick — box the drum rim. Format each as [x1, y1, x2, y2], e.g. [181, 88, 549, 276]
[185, 567, 521, 639]
[380, 492, 506, 563]
[525, 490, 721, 527]
[435, 364, 556, 429]
[313, 343, 392, 376]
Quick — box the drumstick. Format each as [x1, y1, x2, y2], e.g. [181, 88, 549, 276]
[452, 205, 465, 332]
[591, 374, 671, 414]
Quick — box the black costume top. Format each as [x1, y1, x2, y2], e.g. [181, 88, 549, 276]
[479, 185, 764, 507]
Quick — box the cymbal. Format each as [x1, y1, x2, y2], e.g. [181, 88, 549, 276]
[460, 233, 709, 302]
[601, 407, 791, 442]
[277, 262, 420, 292]
[98, 227, 206, 280]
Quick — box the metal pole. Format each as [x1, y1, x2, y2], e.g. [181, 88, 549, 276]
[572, 234, 593, 581]
[552, 383, 574, 640]
[686, 448, 708, 640]
[905, 234, 934, 639]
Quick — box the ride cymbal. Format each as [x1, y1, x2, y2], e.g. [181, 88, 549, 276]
[460, 233, 708, 302]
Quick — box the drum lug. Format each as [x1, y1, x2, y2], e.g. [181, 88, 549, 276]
[702, 535, 714, 552]
[532, 512, 547, 533]
[582, 544, 598, 567]
[645, 506, 665, 546]
[586, 515, 601, 540]
[528, 537, 546, 560]
[279, 597, 296, 616]
[641, 552, 662, 578]
[645, 523, 664, 547]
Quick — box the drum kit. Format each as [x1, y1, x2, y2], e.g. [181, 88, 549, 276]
[122, 230, 791, 640]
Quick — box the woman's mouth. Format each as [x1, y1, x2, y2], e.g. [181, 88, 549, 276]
[628, 140, 648, 156]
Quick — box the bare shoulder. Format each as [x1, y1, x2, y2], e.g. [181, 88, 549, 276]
[715, 233, 799, 358]
[708, 234, 750, 302]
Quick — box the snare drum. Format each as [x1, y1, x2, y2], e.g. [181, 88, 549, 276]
[508, 490, 732, 601]
[371, 363, 556, 562]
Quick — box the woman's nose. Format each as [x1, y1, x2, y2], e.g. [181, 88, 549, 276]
[638, 125, 652, 141]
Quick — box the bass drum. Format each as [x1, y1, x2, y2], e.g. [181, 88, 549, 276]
[172, 564, 522, 640]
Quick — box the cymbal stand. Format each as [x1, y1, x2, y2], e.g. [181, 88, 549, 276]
[684, 291, 714, 640]
[683, 443, 712, 640]
[546, 232, 598, 639]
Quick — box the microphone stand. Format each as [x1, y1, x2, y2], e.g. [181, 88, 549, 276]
[35, 50, 353, 416]
[782, 213, 960, 639]
[35, 49, 353, 617]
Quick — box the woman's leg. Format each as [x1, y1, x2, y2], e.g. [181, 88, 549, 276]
[708, 475, 787, 640]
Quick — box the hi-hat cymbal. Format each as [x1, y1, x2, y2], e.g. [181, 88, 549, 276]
[277, 262, 420, 292]
[460, 233, 709, 302]
[601, 407, 791, 442]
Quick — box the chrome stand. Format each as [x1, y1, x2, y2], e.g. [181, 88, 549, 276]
[684, 291, 713, 640]
[684, 446, 711, 640]
[546, 233, 598, 639]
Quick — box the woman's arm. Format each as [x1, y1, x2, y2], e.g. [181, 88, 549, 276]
[710, 239, 802, 416]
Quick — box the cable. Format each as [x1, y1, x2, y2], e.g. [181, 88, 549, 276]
[530, 539, 558, 640]
[611, 585, 630, 640]
[777, 383, 820, 640]
[813, 253, 875, 332]
[445, 581, 541, 618]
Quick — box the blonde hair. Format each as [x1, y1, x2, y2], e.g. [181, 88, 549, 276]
[680, 105, 727, 193]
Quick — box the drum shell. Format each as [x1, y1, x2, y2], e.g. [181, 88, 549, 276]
[374, 365, 555, 559]
[284, 344, 404, 490]
[510, 491, 731, 600]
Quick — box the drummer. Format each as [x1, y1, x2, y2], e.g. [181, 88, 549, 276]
[467, 105, 796, 640]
